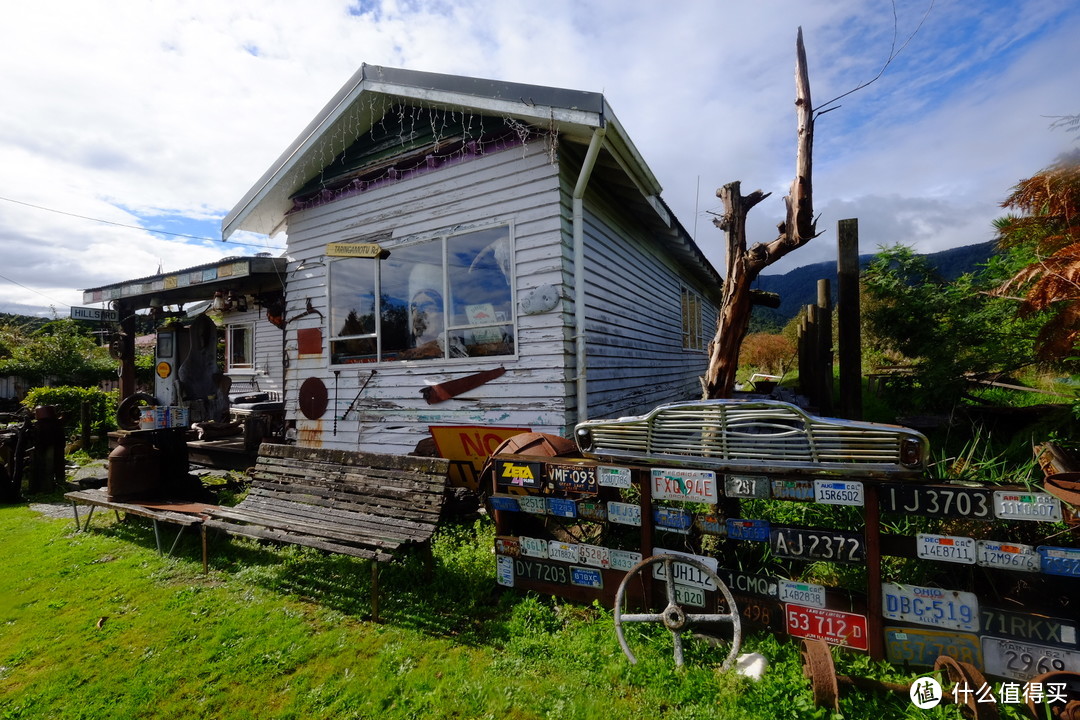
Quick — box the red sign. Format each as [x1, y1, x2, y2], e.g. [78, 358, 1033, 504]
[785, 604, 869, 651]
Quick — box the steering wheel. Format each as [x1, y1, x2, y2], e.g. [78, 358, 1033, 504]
[614, 554, 742, 670]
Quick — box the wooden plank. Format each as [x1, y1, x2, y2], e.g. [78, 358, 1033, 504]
[206, 505, 409, 547]
[203, 519, 393, 562]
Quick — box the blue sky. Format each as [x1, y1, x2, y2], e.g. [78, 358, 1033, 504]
[0, 0, 1077, 315]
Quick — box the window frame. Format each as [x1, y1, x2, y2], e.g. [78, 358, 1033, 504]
[225, 322, 255, 372]
[328, 223, 517, 367]
[680, 286, 708, 352]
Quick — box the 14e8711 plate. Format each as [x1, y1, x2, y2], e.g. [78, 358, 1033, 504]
[770, 527, 865, 563]
[879, 483, 994, 519]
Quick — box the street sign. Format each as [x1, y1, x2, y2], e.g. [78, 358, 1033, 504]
[70, 306, 118, 322]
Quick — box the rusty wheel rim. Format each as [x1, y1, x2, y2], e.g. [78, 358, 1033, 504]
[801, 638, 840, 710]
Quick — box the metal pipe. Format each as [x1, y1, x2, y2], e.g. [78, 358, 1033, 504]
[573, 127, 606, 424]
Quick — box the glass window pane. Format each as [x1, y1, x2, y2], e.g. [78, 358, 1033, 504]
[228, 325, 252, 368]
[329, 259, 377, 364]
[383, 241, 444, 361]
[446, 227, 513, 358]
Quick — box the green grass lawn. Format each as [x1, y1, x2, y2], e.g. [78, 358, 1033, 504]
[0, 499, 997, 719]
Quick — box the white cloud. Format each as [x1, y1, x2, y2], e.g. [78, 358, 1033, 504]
[0, 0, 1077, 313]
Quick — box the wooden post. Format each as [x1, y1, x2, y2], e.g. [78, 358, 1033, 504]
[118, 302, 137, 401]
[837, 219, 863, 419]
[80, 400, 92, 453]
[863, 482, 884, 661]
[371, 561, 380, 622]
[816, 279, 833, 415]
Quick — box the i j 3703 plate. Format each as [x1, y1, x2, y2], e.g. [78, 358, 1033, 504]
[879, 483, 994, 520]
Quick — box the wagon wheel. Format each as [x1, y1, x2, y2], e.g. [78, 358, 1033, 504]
[801, 638, 841, 710]
[1025, 670, 1080, 720]
[934, 655, 999, 720]
[613, 554, 741, 670]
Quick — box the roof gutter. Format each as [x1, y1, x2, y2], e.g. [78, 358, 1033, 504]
[573, 127, 606, 424]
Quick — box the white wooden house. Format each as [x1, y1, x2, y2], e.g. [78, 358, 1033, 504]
[222, 65, 722, 471]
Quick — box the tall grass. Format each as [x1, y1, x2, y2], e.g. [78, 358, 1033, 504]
[0, 499, 1030, 719]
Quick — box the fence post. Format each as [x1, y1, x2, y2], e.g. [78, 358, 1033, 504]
[837, 219, 863, 420]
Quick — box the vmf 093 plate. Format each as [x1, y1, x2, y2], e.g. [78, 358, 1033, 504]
[548, 463, 598, 494]
[885, 627, 982, 668]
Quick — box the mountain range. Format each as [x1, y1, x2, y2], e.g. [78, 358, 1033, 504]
[750, 240, 998, 329]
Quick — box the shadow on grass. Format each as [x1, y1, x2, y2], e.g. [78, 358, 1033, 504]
[199, 515, 516, 647]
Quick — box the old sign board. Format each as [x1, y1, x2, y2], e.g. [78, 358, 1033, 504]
[786, 604, 869, 650]
[70, 306, 119, 322]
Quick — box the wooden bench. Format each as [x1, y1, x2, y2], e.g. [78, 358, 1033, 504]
[200, 443, 450, 619]
[65, 488, 211, 557]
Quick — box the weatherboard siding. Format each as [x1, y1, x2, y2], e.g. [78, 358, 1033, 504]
[576, 185, 714, 421]
[280, 141, 572, 454]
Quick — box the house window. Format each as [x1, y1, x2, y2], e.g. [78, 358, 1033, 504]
[681, 287, 707, 351]
[329, 225, 515, 364]
[226, 323, 254, 371]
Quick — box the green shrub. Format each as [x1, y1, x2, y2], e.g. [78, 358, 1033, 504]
[20, 385, 118, 437]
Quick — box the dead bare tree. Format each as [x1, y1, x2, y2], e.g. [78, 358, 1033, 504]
[703, 27, 820, 398]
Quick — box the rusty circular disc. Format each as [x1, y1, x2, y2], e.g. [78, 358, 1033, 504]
[1026, 670, 1080, 720]
[298, 377, 329, 419]
[801, 639, 840, 710]
[934, 656, 998, 720]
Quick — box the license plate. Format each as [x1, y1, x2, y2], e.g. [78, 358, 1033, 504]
[674, 584, 706, 607]
[570, 566, 603, 589]
[976, 540, 1040, 572]
[519, 536, 548, 559]
[578, 544, 611, 569]
[885, 627, 982, 667]
[547, 541, 579, 564]
[608, 501, 642, 526]
[772, 479, 815, 501]
[651, 547, 718, 590]
[882, 582, 979, 632]
[981, 606, 1078, 647]
[726, 518, 770, 541]
[609, 549, 642, 573]
[653, 506, 692, 533]
[879, 483, 994, 520]
[994, 491, 1062, 522]
[496, 555, 514, 586]
[814, 479, 864, 506]
[694, 512, 727, 536]
[981, 636, 1080, 681]
[495, 536, 521, 557]
[517, 495, 547, 515]
[514, 557, 570, 585]
[778, 580, 826, 608]
[770, 527, 865, 563]
[1038, 546, 1080, 577]
[489, 495, 520, 512]
[651, 468, 719, 503]
[916, 533, 977, 564]
[548, 464, 598, 494]
[546, 497, 577, 518]
[725, 473, 770, 499]
[786, 604, 869, 650]
[735, 594, 785, 632]
[597, 465, 631, 488]
[495, 459, 544, 489]
[577, 500, 607, 522]
[718, 568, 780, 599]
